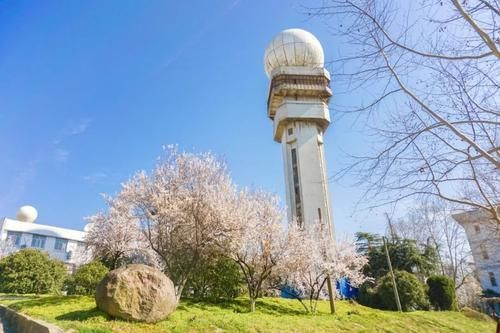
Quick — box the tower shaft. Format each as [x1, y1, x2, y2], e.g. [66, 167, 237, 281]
[267, 67, 334, 237]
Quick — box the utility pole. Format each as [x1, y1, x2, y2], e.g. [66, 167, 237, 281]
[385, 212, 397, 240]
[383, 236, 402, 312]
[326, 275, 336, 314]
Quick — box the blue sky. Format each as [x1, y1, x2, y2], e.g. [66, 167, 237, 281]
[0, 0, 389, 236]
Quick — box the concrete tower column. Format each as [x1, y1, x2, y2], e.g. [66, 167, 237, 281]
[264, 29, 335, 239]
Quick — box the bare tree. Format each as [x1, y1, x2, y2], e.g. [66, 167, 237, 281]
[393, 199, 479, 305]
[306, 0, 500, 223]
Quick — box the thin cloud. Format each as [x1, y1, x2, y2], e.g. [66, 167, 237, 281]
[1, 118, 91, 213]
[63, 119, 91, 136]
[0, 155, 41, 212]
[54, 149, 70, 162]
[83, 172, 108, 184]
[51, 118, 92, 162]
[161, 0, 241, 70]
[53, 119, 92, 145]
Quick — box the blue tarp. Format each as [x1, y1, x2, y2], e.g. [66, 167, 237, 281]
[281, 285, 299, 299]
[336, 278, 358, 299]
[280, 278, 359, 300]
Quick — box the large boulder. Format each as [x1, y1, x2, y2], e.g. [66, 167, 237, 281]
[95, 264, 176, 323]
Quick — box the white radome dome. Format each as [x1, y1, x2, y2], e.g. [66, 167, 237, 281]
[264, 28, 325, 77]
[16, 205, 38, 223]
[83, 223, 94, 232]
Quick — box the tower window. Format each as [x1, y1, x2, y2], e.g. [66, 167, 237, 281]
[288, 128, 293, 135]
[319, 208, 324, 231]
[480, 244, 489, 260]
[474, 225, 480, 233]
[489, 272, 498, 287]
[291, 148, 302, 226]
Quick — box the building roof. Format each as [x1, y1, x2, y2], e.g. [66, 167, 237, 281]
[452, 207, 499, 225]
[0, 218, 86, 242]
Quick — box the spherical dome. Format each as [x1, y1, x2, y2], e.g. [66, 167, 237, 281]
[83, 223, 94, 232]
[16, 205, 38, 223]
[264, 28, 325, 77]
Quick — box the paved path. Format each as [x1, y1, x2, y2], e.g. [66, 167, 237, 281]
[0, 317, 13, 333]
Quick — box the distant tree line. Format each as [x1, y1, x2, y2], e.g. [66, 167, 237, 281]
[356, 230, 459, 311]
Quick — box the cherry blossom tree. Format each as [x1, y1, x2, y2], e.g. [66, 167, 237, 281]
[280, 226, 328, 313]
[85, 195, 154, 270]
[0, 238, 17, 259]
[119, 146, 240, 302]
[70, 244, 93, 268]
[226, 189, 289, 312]
[283, 227, 368, 313]
[456, 275, 482, 308]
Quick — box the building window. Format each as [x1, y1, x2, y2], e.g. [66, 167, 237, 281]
[54, 238, 68, 251]
[480, 244, 489, 260]
[7, 231, 22, 247]
[287, 128, 293, 136]
[31, 234, 46, 249]
[489, 272, 498, 287]
[474, 225, 480, 233]
[291, 148, 302, 226]
[76, 241, 86, 251]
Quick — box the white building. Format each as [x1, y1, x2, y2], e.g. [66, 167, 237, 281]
[264, 29, 335, 238]
[453, 209, 500, 295]
[0, 205, 89, 272]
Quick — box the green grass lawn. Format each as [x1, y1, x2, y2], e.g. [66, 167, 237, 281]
[0, 295, 495, 333]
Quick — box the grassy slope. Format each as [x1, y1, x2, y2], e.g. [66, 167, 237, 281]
[0, 295, 495, 333]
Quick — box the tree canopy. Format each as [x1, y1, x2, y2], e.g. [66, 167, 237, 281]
[356, 232, 439, 279]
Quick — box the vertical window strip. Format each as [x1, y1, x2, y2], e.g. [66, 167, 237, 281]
[291, 148, 302, 227]
[489, 272, 497, 287]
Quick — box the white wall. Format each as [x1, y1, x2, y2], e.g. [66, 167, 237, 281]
[0, 218, 88, 268]
[454, 211, 500, 294]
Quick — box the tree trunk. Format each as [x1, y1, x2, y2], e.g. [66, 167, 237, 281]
[250, 298, 256, 312]
[326, 276, 336, 314]
[175, 281, 187, 304]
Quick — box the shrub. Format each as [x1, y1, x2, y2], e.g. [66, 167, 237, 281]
[182, 253, 242, 301]
[376, 270, 429, 311]
[427, 275, 457, 310]
[358, 281, 382, 308]
[0, 248, 67, 294]
[66, 261, 109, 295]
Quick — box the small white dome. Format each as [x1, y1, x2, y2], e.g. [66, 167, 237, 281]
[264, 28, 325, 77]
[83, 223, 94, 232]
[16, 205, 38, 223]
